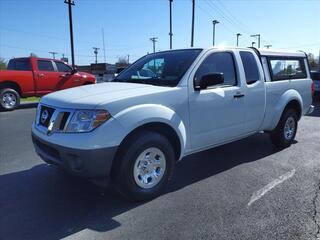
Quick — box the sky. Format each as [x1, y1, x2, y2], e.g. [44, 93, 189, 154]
[0, 0, 319, 65]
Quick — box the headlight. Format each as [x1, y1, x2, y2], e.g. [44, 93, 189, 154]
[66, 110, 111, 133]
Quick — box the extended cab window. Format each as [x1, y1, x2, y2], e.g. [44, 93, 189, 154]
[269, 58, 307, 81]
[38, 60, 55, 72]
[195, 52, 237, 87]
[55, 62, 72, 72]
[7, 58, 31, 71]
[240, 51, 260, 84]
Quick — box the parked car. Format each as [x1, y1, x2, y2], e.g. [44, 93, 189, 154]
[32, 47, 314, 201]
[0, 57, 96, 111]
[311, 70, 320, 100]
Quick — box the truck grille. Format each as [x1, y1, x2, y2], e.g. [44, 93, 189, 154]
[39, 106, 55, 128]
[36, 104, 72, 134]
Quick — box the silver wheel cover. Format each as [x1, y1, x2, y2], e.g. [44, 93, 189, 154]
[133, 147, 166, 189]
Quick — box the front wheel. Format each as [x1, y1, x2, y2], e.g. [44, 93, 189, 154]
[112, 131, 175, 202]
[0, 88, 20, 111]
[270, 108, 298, 148]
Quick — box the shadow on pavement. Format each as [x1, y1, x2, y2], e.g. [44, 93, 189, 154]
[18, 102, 38, 110]
[0, 133, 280, 240]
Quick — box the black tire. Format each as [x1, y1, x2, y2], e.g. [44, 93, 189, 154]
[0, 88, 20, 111]
[270, 108, 298, 148]
[112, 131, 175, 202]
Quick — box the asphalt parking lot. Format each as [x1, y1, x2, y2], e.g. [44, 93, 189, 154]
[0, 103, 319, 240]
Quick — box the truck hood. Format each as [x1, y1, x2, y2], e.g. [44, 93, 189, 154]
[41, 82, 172, 109]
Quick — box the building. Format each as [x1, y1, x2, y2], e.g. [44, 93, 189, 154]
[77, 63, 118, 83]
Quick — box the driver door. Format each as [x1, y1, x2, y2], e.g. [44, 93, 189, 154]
[188, 51, 246, 150]
[54, 61, 81, 90]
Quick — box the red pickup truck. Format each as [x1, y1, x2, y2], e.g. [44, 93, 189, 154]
[0, 57, 96, 111]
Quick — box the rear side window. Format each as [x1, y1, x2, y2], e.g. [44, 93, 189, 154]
[55, 62, 72, 72]
[195, 52, 237, 87]
[7, 58, 31, 71]
[37, 60, 55, 72]
[240, 51, 260, 84]
[269, 58, 307, 81]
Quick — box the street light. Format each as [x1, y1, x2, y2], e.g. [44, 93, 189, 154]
[236, 33, 241, 47]
[264, 44, 272, 49]
[250, 34, 261, 48]
[150, 37, 158, 53]
[251, 42, 256, 47]
[212, 20, 219, 46]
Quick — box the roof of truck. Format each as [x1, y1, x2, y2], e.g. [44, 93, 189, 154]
[255, 48, 307, 58]
[202, 46, 307, 58]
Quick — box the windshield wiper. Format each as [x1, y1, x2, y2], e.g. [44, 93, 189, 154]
[113, 78, 171, 87]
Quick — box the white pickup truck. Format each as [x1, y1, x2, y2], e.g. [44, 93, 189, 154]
[32, 47, 314, 201]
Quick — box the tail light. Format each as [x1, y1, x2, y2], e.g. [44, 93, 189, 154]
[311, 81, 315, 97]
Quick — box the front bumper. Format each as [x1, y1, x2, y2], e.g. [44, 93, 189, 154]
[32, 133, 118, 180]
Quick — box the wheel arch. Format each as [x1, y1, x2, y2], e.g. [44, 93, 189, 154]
[83, 81, 93, 85]
[268, 90, 303, 130]
[115, 122, 182, 162]
[0, 81, 22, 96]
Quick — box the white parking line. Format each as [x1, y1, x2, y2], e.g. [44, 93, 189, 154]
[248, 169, 296, 207]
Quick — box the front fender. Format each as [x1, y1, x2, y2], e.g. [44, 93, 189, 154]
[268, 89, 303, 130]
[113, 104, 187, 158]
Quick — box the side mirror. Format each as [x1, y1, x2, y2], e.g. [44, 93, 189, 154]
[195, 73, 224, 90]
[71, 67, 78, 74]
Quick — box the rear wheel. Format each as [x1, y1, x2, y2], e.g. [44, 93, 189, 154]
[270, 108, 298, 148]
[0, 88, 20, 111]
[112, 131, 175, 202]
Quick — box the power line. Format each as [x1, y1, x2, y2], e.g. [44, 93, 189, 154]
[215, 0, 253, 34]
[197, 3, 235, 36]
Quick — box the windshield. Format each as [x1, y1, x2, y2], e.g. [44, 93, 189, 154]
[114, 49, 202, 87]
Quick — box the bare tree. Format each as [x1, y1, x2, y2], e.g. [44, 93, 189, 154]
[308, 53, 319, 70]
[30, 52, 38, 58]
[0, 57, 6, 70]
[116, 56, 129, 68]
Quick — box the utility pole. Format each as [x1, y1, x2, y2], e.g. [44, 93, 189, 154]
[127, 54, 130, 64]
[264, 44, 272, 49]
[191, 0, 195, 47]
[150, 37, 158, 53]
[212, 20, 219, 46]
[251, 42, 256, 47]
[64, 0, 75, 68]
[93, 47, 99, 64]
[236, 33, 241, 47]
[169, 0, 173, 49]
[49, 51, 58, 59]
[251, 34, 261, 48]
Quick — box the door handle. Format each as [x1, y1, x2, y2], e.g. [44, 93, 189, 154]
[37, 73, 44, 78]
[234, 93, 245, 98]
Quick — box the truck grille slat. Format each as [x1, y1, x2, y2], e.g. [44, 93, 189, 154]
[36, 104, 72, 134]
